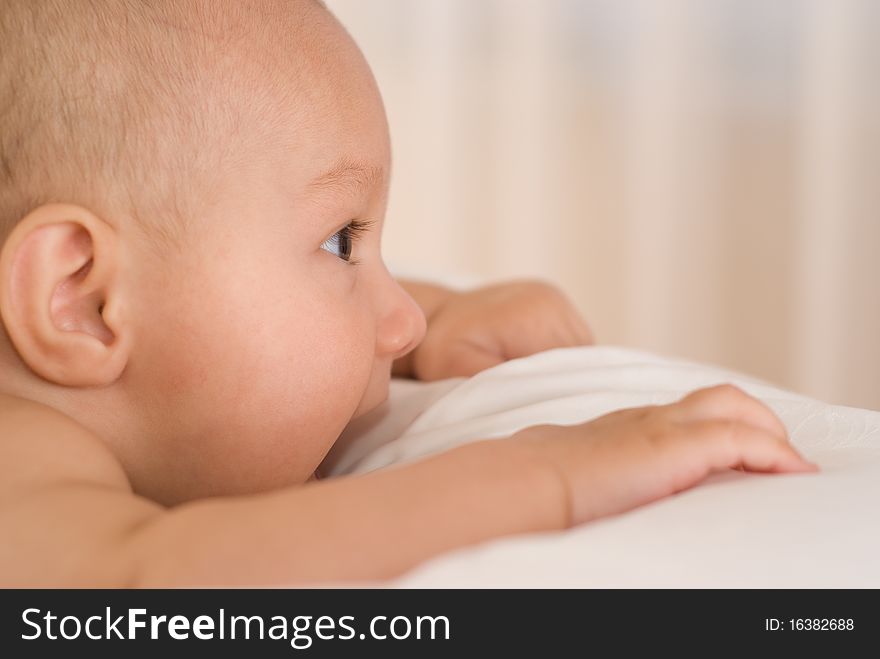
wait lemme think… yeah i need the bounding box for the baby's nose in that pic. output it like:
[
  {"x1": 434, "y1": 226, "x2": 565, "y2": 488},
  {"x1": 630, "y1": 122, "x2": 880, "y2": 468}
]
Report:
[{"x1": 377, "y1": 288, "x2": 427, "y2": 361}]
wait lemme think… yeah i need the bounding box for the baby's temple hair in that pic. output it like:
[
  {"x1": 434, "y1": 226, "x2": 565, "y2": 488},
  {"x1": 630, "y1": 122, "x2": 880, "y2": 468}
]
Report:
[{"x1": 0, "y1": 0, "x2": 326, "y2": 250}]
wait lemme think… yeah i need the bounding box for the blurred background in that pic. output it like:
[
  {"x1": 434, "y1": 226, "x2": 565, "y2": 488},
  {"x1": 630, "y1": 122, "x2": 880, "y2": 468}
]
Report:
[{"x1": 328, "y1": 0, "x2": 879, "y2": 411}]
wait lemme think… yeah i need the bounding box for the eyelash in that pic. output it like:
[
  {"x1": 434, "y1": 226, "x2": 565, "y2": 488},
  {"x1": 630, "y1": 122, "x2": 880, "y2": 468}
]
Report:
[{"x1": 323, "y1": 219, "x2": 374, "y2": 266}]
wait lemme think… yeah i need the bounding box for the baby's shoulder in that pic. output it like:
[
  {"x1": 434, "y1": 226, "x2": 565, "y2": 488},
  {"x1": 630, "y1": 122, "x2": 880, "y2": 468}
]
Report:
[
  {"x1": 0, "y1": 395, "x2": 150, "y2": 586},
  {"x1": 0, "y1": 393, "x2": 130, "y2": 497}
]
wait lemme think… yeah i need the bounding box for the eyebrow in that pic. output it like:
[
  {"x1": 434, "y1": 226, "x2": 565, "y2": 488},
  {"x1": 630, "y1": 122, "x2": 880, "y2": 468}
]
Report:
[{"x1": 306, "y1": 158, "x2": 385, "y2": 197}]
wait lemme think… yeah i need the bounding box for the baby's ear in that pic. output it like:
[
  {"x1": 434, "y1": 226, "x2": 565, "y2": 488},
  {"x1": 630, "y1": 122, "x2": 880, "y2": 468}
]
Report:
[{"x1": 0, "y1": 203, "x2": 131, "y2": 386}]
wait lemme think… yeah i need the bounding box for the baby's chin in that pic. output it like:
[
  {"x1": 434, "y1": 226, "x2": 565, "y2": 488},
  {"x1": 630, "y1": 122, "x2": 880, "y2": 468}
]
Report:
[{"x1": 350, "y1": 373, "x2": 392, "y2": 421}]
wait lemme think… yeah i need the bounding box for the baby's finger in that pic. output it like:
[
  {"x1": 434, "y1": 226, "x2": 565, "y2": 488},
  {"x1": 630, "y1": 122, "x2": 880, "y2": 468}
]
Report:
[
  {"x1": 672, "y1": 384, "x2": 788, "y2": 440},
  {"x1": 684, "y1": 419, "x2": 817, "y2": 474}
]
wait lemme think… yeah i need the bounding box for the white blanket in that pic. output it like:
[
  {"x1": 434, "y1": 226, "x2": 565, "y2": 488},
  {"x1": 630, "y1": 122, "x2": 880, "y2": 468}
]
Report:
[{"x1": 327, "y1": 346, "x2": 880, "y2": 587}]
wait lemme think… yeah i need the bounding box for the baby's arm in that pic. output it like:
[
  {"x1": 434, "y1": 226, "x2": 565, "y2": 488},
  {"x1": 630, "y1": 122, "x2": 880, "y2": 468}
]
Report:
[
  {"x1": 0, "y1": 385, "x2": 814, "y2": 587},
  {"x1": 392, "y1": 277, "x2": 594, "y2": 381},
  {"x1": 0, "y1": 392, "x2": 558, "y2": 586}
]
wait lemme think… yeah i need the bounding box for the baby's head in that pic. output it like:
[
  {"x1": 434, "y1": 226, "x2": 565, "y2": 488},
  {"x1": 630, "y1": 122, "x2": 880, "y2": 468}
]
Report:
[{"x1": 0, "y1": 0, "x2": 426, "y2": 504}]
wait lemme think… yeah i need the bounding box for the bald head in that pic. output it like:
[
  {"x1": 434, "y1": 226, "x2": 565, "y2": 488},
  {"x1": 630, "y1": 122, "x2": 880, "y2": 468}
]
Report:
[{"x1": 0, "y1": 0, "x2": 335, "y2": 250}]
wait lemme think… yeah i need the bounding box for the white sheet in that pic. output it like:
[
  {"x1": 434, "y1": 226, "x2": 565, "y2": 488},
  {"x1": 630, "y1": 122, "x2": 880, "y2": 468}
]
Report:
[{"x1": 326, "y1": 346, "x2": 880, "y2": 587}]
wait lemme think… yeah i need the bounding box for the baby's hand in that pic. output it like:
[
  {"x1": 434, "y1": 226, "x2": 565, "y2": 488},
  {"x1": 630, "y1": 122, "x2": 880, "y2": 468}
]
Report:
[
  {"x1": 508, "y1": 384, "x2": 817, "y2": 526},
  {"x1": 409, "y1": 280, "x2": 594, "y2": 381}
]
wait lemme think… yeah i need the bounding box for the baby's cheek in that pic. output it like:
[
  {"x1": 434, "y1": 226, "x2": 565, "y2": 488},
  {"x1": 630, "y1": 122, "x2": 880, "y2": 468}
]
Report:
[
  {"x1": 131, "y1": 282, "x2": 374, "y2": 499},
  {"x1": 192, "y1": 322, "x2": 371, "y2": 495}
]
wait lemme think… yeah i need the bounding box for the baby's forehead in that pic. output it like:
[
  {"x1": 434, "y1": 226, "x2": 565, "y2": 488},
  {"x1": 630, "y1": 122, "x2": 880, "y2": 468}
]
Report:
[
  {"x1": 0, "y1": 0, "x2": 352, "y2": 249},
  {"x1": 183, "y1": 2, "x2": 359, "y2": 126}
]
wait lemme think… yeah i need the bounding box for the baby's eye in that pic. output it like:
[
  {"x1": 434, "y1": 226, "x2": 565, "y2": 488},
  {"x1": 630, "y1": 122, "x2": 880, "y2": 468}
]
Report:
[
  {"x1": 321, "y1": 224, "x2": 354, "y2": 262},
  {"x1": 320, "y1": 219, "x2": 372, "y2": 264}
]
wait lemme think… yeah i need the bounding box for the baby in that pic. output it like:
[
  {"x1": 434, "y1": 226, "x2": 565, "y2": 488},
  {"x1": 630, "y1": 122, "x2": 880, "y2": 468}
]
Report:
[{"x1": 0, "y1": 0, "x2": 816, "y2": 586}]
